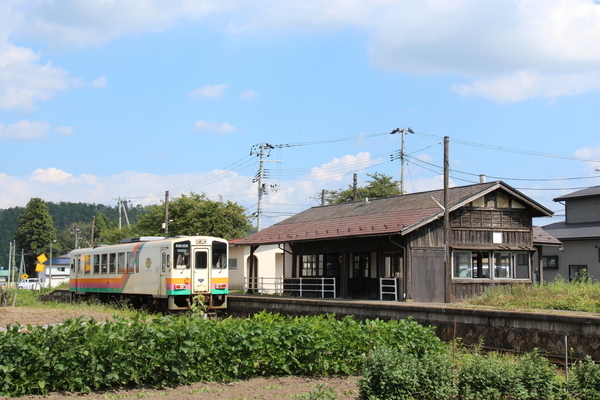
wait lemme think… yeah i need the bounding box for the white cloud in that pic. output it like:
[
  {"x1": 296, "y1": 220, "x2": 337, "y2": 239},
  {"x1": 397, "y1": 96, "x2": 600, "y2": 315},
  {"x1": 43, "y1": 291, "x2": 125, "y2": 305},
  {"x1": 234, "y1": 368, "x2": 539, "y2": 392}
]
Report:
[
  {"x1": 31, "y1": 168, "x2": 74, "y2": 184},
  {"x1": 54, "y1": 126, "x2": 76, "y2": 136},
  {"x1": 309, "y1": 152, "x2": 375, "y2": 184},
  {"x1": 193, "y1": 120, "x2": 237, "y2": 134},
  {"x1": 574, "y1": 145, "x2": 600, "y2": 173},
  {"x1": 92, "y1": 76, "x2": 107, "y2": 88},
  {"x1": 189, "y1": 84, "x2": 228, "y2": 99},
  {"x1": 0, "y1": 44, "x2": 71, "y2": 111},
  {"x1": 3, "y1": 0, "x2": 600, "y2": 110},
  {"x1": 15, "y1": 1, "x2": 229, "y2": 48},
  {"x1": 452, "y1": 71, "x2": 600, "y2": 103},
  {"x1": 240, "y1": 90, "x2": 257, "y2": 100},
  {"x1": 0, "y1": 120, "x2": 51, "y2": 139}
]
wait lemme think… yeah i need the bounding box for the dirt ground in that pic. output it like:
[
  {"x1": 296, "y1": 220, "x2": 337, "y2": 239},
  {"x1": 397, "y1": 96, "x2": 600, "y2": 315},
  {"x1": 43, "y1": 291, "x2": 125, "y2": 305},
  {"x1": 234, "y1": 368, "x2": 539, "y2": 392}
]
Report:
[{"x1": 0, "y1": 307, "x2": 361, "y2": 400}]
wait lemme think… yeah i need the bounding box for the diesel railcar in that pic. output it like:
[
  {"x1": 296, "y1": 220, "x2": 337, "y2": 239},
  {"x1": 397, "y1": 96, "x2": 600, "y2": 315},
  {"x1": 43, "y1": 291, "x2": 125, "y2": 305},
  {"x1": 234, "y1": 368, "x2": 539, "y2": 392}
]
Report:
[{"x1": 69, "y1": 236, "x2": 228, "y2": 311}]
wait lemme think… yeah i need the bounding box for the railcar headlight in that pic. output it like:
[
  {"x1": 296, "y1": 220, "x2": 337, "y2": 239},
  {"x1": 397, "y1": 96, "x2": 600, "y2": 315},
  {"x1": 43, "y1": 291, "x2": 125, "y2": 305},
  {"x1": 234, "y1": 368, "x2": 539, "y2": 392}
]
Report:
[{"x1": 215, "y1": 283, "x2": 227, "y2": 289}]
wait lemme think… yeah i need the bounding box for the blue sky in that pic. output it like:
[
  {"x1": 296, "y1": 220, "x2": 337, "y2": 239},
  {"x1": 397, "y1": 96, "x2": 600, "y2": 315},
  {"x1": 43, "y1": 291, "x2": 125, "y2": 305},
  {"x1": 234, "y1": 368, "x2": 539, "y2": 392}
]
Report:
[{"x1": 1, "y1": 0, "x2": 600, "y2": 229}]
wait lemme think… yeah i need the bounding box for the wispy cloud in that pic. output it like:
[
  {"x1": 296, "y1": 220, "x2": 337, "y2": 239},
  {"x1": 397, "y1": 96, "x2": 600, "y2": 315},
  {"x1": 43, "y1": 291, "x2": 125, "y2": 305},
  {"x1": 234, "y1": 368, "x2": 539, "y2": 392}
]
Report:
[
  {"x1": 189, "y1": 84, "x2": 228, "y2": 99},
  {"x1": 193, "y1": 120, "x2": 237, "y2": 134},
  {"x1": 0, "y1": 120, "x2": 51, "y2": 139},
  {"x1": 92, "y1": 76, "x2": 107, "y2": 88}
]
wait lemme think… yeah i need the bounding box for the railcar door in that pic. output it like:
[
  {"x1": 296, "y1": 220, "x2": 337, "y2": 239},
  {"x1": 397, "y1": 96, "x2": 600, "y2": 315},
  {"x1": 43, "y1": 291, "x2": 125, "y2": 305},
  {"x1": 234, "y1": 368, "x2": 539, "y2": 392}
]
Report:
[
  {"x1": 159, "y1": 248, "x2": 169, "y2": 296},
  {"x1": 193, "y1": 248, "x2": 210, "y2": 294}
]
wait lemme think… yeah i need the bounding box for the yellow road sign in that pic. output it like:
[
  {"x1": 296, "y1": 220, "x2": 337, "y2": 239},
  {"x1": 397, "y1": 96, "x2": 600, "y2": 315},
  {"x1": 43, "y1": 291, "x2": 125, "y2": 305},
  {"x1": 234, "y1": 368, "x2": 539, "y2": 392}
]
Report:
[
  {"x1": 21, "y1": 273, "x2": 29, "y2": 280},
  {"x1": 37, "y1": 254, "x2": 48, "y2": 263}
]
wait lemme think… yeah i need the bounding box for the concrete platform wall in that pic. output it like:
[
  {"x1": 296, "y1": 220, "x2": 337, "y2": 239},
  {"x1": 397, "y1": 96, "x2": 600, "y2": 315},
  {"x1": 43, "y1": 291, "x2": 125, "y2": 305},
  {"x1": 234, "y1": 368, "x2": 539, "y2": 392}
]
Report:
[{"x1": 228, "y1": 295, "x2": 600, "y2": 360}]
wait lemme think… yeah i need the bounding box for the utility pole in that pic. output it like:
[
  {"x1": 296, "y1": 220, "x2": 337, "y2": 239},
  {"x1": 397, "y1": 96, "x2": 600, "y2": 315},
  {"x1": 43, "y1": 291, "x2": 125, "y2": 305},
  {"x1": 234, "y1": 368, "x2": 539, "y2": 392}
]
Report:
[
  {"x1": 118, "y1": 197, "x2": 122, "y2": 229},
  {"x1": 115, "y1": 197, "x2": 130, "y2": 229},
  {"x1": 49, "y1": 241, "x2": 54, "y2": 288},
  {"x1": 164, "y1": 191, "x2": 170, "y2": 237},
  {"x1": 8, "y1": 241, "x2": 12, "y2": 287},
  {"x1": 390, "y1": 127, "x2": 414, "y2": 193},
  {"x1": 321, "y1": 189, "x2": 326, "y2": 206},
  {"x1": 353, "y1": 173, "x2": 358, "y2": 201},
  {"x1": 252, "y1": 143, "x2": 275, "y2": 232},
  {"x1": 443, "y1": 136, "x2": 453, "y2": 303},
  {"x1": 90, "y1": 216, "x2": 96, "y2": 248}
]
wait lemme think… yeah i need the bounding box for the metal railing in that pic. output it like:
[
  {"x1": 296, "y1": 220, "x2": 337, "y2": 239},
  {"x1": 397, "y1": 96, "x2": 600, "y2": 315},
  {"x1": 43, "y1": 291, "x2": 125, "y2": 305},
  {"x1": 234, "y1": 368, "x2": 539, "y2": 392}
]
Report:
[
  {"x1": 245, "y1": 277, "x2": 337, "y2": 298},
  {"x1": 244, "y1": 277, "x2": 285, "y2": 295},
  {"x1": 379, "y1": 277, "x2": 399, "y2": 301}
]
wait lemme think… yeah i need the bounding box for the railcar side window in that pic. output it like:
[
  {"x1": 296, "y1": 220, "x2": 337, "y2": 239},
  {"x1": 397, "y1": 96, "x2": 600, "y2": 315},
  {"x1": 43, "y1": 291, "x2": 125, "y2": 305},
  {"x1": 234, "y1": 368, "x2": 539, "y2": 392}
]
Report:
[
  {"x1": 212, "y1": 241, "x2": 227, "y2": 269},
  {"x1": 117, "y1": 252, "x2": 126, "y2": 273},
  {"x1": 101, "y1": 254, "x2": 108, "y2": 274},
  {"x1": 109, "y1": 253, "x2": 116, "y2": 274},
  {"x1": 93, "y1": 255, "x2": 100, "y2": 275},
  {"x1": 196, "y1": 251, "x2": 207, "y2": 269},
  {"x1": 127, "y1": 252, "x2": 134, "y2": 273},
  {"x1": 84, "y1": 255, "x2": 91, "y2": 274}
]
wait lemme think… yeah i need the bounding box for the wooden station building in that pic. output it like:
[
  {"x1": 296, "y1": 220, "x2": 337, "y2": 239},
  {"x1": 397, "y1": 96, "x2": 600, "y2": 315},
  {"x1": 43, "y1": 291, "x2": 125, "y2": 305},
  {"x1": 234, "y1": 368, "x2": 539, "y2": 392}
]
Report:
[{"x1": 235, "y1": 181, "x2": 554, "y2": 303}]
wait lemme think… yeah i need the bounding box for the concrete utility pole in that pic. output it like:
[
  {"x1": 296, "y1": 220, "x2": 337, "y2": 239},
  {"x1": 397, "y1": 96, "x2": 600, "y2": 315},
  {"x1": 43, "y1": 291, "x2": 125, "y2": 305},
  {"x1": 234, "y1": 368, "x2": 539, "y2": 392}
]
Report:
[
  {"x1": 390, "y1": 127, "x2": 414, "y2": 194},
  {"x1": 49, "y1": 241, "x2": 54, "y2": 288},
  {"x1": 252, "y1": 143, "x2": 279, "y2": 232},
  {"x1": 353, "y1": 173, "x2": 358, "y2": 201},
  {"x1": 443, "y1": 136, "x2": 453, "y2": 303},
  {"x1": 164, "y1": 191, "x2": 170, "y2": 237},
  {"x1": 90, "y1": 216, "x2": 96, "y2": 248}
]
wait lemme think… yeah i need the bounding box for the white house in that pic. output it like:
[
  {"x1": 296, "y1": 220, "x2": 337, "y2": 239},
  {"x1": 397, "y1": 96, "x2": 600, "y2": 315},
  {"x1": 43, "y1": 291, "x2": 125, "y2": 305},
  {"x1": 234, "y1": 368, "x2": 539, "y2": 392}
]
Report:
[
  {"x1": 40, "y1": 254, "x2": 71, "y2": 288},
  {"x1": 229, "y1": 240, "x2": 284, "y2": 294}
]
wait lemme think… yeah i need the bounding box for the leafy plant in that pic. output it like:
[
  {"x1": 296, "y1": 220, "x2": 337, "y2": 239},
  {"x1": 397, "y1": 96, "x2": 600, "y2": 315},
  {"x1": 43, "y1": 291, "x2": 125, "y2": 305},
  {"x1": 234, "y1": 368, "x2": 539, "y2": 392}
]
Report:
[
  {"x1": 359, "y1": 345, "x2": 454, "y2": 400},
  {"x1": 293, "y1": 383, "x2": 337, "y2": 399},
  {"x1": 0, "y1": 312, "x2": 442, "y2": 397},
  {"x1": 571, "y1": 356, "x2": 600, "y2": 400}
]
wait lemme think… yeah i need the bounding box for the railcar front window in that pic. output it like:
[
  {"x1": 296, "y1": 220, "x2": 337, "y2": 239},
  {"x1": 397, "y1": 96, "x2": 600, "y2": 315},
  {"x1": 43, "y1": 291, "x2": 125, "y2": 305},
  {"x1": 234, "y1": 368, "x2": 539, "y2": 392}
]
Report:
[
  {"x1": 212, "y1": 241, "x2": 227, "y2": 269},
  {"x1": 174, "y1": 241, "x2": 191, "y2": 269}
]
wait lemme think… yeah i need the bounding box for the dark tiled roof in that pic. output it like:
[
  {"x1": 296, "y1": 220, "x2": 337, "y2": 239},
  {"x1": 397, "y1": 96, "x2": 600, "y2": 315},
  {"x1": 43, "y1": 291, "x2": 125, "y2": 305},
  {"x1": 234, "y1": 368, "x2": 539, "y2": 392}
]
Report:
[
  {"x1": 532, "y1": 226, "x2": 562, "y2": 246},
  {"x1": 554, "y1": 185, "x2": 600, "y2": 202},
  {"x1": 542, "y1": 221, "x2": 600, "y2": 240},
  {"x1": 237, "y1": 181, "x2": 553, "y2": 246}
]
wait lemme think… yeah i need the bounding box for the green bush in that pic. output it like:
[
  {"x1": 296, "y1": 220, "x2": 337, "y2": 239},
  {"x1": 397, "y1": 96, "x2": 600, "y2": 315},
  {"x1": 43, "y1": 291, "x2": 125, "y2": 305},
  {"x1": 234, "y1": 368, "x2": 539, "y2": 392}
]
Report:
[
  {"x1": 0, "y1": 311, "x2": 441, "y2": 397},
  {"x1": 358, "y1": 345, "x2": 454, "y2": 400},
  {"x1": 456, "y1": 348, "x2": 559, "y2": 400},
  {"x1": 571, "y1": 356, "x2": 600, "y2": 400}
]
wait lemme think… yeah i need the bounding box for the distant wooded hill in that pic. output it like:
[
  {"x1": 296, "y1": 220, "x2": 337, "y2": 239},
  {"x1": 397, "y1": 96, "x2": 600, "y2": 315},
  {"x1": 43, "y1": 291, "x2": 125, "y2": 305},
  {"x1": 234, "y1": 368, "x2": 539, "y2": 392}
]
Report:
[{"x1": 0, "y1": 201, "x2": 146, "y2": 269}]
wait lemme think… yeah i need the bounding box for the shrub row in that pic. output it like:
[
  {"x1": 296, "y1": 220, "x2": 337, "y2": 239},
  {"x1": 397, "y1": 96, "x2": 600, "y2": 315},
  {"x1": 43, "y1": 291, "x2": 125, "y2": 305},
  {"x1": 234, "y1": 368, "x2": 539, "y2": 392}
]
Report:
[
  {"x1": 0, "y1": 311, "x2": 442, "y2": 397},
  {"x1": 360, "y1": 346, "x2": 600, "y2": 400}
]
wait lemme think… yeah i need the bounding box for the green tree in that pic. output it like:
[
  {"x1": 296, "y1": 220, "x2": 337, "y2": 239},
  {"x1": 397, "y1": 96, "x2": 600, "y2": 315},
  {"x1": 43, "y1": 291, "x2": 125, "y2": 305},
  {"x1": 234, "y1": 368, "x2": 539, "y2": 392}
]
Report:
[
  {"x1": 326, "y1": 172, "x2": 402, "y2": 204},
  {"x1": 135, "y1": 193, "x2": 253, "y2": 240},
  {"x1": 14, "y1": 198, "x2": 57, "y2": 275}
]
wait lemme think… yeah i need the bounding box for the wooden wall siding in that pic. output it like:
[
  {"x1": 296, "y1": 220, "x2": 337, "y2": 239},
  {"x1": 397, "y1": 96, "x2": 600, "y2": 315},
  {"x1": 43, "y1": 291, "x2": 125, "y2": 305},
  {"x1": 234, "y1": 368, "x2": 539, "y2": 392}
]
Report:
[
  {"x1": 452, "y1": 229, "x2": 532, "y2": 246},
  {"x1": 407, "y1": 219, "x2": 444, "y2": 248},
  {"x1": 452, "y1": 209, "x2": 531, "y2": 229},
  {"x1": 452, "y1": 282, "x2": 511, "y2": 302},
  {"x1": 294, "y1": 235, "x2": 404, "y2": 255}
]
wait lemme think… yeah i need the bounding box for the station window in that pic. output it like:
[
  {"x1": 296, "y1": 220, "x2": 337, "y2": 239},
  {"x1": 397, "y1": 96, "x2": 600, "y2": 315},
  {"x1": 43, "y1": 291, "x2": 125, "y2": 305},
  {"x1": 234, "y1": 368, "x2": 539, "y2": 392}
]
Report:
[
  {"x1": 301, "y1": 254, "x2": 323, "y2": 276},
  {"x1": 453, "y1": 250, "x2": 530, "y2": 280}
]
